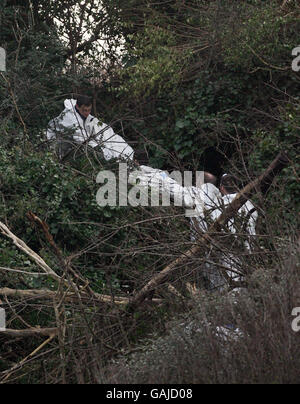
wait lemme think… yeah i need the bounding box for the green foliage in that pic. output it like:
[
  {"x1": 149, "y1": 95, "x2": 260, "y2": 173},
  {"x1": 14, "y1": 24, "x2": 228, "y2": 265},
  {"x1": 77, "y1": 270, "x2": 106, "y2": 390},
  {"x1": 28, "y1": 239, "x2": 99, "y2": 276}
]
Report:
[
  {"x1": 249, "y1": 100, "x2": 300, "y2": 221},
  {"x1": 111, "y1": 0, "x2": 299, "y2": 176},
  {"x1": 119, "y1": 25, "x2": 188, "y2": 97},
  {"x1": 0, "y1": 146, "x2": 125, "y2": 291},
  {"x1": 220, "y1": 1, "x2": 299, "y2": 71}
]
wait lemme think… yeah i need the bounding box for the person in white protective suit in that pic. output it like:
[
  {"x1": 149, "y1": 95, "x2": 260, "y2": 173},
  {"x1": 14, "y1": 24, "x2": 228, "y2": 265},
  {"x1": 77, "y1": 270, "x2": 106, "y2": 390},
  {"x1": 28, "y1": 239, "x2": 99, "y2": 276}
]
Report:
[
  {"x1": 128, "y1": 165, "x2": 220, "y2": 214},
  {"x1": 46, "y1": 96, "x2": 134, "y2": 162},
  {"x1": 128, "y1": 167, "x2": 258, "y2": 291},
  {"x1": 203, "y1": 174, "x2": 258, "y2": 291}
]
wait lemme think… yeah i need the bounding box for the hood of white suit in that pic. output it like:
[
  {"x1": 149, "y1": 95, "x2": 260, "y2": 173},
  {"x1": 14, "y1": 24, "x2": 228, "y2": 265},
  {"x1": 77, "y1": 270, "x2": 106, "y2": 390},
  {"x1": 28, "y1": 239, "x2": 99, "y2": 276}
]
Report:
[{"x1": 64, "y1": 99, "x2": 77, "y2": 110}]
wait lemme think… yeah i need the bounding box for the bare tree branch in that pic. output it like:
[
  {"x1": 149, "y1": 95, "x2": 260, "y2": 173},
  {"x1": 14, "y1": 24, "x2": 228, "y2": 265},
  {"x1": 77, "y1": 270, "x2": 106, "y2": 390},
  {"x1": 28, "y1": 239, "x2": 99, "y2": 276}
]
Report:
[
  {"x1": 0, "y1": 221, "x2": 61, "y2": 282},
  {"x1": 0, "y1": 287, "x2": 130, "y2": 305}
]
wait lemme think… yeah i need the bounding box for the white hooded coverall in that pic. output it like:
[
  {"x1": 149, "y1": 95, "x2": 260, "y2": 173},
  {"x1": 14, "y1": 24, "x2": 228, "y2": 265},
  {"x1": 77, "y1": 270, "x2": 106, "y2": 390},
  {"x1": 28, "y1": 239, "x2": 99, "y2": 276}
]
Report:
[
  {"x1": 46, "y1": 99, "x2": 134, "y2": 161},
  {"x1": 128, "y1": 166, "x2": 258, "y2": 290}
]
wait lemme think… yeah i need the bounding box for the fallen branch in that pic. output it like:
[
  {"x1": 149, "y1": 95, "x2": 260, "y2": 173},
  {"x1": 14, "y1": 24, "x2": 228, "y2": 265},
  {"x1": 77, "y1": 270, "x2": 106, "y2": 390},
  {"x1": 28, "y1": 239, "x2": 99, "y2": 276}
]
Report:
[
  {"x1": 0, "y1": 334, "x2": 55, "y2": 384},
  {"x1": 0, "y1": 287, "x2": 130, "y2": 305},
  {"x1": 0, "y1": 328, "x2": 58, "y2": 338},
  {"x1": 0, "y1": 221, "x2": 61, "y2": 282},
  {"x1": 127, "y1": 152, "x2": 290, "y2": 311},
  {"x1": 27, "y1": 211, "x2": 66, "y2": 266},
  {"x1": 167, "y1": 284, "x2": 185, "y2": 299},
  {"x1": 26, "y1": 212, "x2": 102, "y2": 301},
  {"x1": 186, "y1": 282, "x2": 200, "y2": 298}
]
